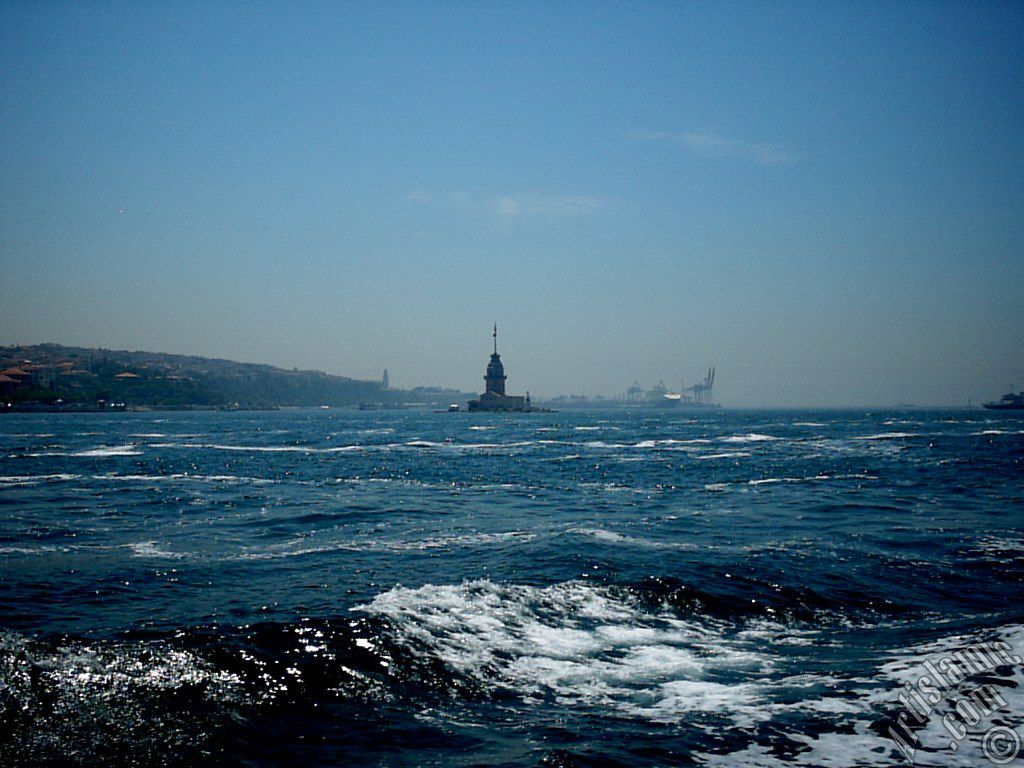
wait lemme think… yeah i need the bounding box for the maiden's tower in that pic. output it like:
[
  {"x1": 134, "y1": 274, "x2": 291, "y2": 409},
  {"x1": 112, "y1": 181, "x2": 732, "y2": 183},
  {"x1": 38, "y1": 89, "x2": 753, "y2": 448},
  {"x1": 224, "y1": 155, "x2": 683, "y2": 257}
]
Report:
[{"x1": 467, "y1": 326, "x2": 535, "y2": 412}]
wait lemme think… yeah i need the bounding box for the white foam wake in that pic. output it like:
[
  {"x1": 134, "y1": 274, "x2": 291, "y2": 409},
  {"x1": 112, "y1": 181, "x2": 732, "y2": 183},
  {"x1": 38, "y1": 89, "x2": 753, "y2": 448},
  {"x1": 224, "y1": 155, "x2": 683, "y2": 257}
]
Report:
[
  {"x1": 357, "y1": 580, "x2": 777, "y2": 724},
  {"x1": 700, "y1": 622, "x2": 1024, "y2": 767}
]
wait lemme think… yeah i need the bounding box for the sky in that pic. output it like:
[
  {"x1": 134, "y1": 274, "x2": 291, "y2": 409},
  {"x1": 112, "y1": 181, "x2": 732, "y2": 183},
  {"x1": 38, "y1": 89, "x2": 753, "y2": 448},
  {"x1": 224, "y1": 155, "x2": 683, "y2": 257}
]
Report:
[{"x1": 1, "y1": 1, "x2": 1021, "y2": 407}]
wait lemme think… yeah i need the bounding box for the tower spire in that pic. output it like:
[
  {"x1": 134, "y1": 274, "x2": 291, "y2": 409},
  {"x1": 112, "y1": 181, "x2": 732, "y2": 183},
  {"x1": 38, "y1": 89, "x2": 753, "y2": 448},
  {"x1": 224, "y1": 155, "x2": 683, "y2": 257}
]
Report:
[{"x1": 493, "y1": 323, "x2": 498, "y2": 355}]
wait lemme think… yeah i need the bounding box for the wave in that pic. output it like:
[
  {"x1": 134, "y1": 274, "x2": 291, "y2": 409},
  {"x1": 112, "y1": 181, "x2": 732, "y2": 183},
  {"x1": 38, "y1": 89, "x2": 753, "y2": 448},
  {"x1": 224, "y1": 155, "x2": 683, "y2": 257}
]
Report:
[
  {"x1": 703, "y1": 622, "x2": 1024, "y2": 767},
  {"x1": 547, "y1": 453, "x2": 582, "y2": 462},
  {"x1": 0, "y1": 544, "x2": 71, "y2": 555},
  {"x1": 644, "y1": 438, "x2": 713, "y2": 446},
  {"x1": 233, "y1": 530, "x2": 536, "y2": 561},
  {"x1": 127, "y1": 540, "x2": 189, "y2": 559},
  {"x1": 855, "y1": 432, "x2": 918, "y2": 441},
  {"x1": 574, "y1": 438, "x2": 711, "y2": 450},
  {"x1": 149, "y1": 441, "x2": 344, "y2": 453},
  {"x1": 0, "y1": 630, "x2": 246, "y2": 765},
  {"x1": 215, "y1": 444, "x2": 329, "y2": 453},
  {"x1": 568, "y1": 527, "x2": 700, "y2": 550},
  {"x1": 1, "y1": 577, "x2": 997, "y2": 768},
  {"x1": 355, "y1": 579, "x2": 777, "y2": 723},
  {"x1": 581, "y1": 440, "x2": 630, "y2": 449},
  {"x1": 147, "y1": 440, "x2": 538, "y2": 454},
  {"x1": 570, "y1": 526, "x2": 634, "y2": 544},
  {"x1": 0, "y1": 473, "x2": 82, "y2": 486},
  {"x1": 720, "y1": 433, "x2": 781, "y2": 444},
  {"x1": 73, "y1": 444, "x2": 143, "y2": 457},
  {"x1": 350, "y1": 576, "x2": 914, "y2": 733},
  {"x1": 388, "y1": 530, "x2": 536, "y2": 551},
  {"x1": 968, "y1": 535, "x2": 1024, "y2": 566},
  {"x1": 140, "y1": 436, "x2": 737, "y2": 458},
  {"x1": 231, "y1": 541, "x2": 363, "y2": 561},
  {"x1": 91, "y1": 472, "x2": 277, "y2": 485},
  {"x1": 706, "y1": 473, "x2": 877, "y2": 491},
  {"x1": 402, "y1": 440, "x2": 537, "y2": 451},
  {"x1": 748, "y1": 475, "x2": 830, "y2": 486}
]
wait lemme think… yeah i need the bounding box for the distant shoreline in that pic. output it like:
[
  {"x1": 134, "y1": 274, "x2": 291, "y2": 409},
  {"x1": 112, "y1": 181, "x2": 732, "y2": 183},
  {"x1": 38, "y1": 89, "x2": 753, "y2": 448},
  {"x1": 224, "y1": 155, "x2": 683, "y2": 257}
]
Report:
[{"x1": 2, "y1": 403, "x2": 996, "y2": 415}]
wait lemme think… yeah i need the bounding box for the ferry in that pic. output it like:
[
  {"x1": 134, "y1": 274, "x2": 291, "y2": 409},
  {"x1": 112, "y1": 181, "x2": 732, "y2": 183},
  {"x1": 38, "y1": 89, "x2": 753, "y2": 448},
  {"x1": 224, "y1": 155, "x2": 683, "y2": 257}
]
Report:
[{"x1": 982, "y1": 391, "x2": 1024, "y2": 410}]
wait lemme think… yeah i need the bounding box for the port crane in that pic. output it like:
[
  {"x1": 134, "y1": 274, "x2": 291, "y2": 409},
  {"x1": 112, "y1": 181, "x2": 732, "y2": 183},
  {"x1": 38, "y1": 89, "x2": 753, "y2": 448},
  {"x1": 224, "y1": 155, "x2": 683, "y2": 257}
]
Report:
[{"x1": 685, "y1": 367, "x2": 715, "y2": 405}]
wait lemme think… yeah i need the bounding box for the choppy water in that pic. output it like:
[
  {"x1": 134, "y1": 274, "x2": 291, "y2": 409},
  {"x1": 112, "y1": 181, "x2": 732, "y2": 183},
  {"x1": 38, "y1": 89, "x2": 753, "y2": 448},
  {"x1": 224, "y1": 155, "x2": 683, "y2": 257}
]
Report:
[{"x1": 1, "y1": 408, "x2": 1022, "y2": 766}]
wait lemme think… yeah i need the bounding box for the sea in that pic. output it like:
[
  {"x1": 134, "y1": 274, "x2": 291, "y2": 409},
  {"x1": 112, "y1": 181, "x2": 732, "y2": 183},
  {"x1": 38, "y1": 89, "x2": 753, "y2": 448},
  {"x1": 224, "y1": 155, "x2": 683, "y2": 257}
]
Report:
[{"x1": 1, "y1": 408, "x2": 1022, "y2": 767}]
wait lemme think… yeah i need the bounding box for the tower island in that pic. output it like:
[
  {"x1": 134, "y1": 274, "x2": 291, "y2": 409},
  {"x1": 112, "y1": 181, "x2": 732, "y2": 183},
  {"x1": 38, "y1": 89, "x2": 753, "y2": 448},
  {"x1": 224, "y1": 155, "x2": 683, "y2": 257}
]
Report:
[{"x1": 467, "y1": 326, "x2": 542, "y2": 412}]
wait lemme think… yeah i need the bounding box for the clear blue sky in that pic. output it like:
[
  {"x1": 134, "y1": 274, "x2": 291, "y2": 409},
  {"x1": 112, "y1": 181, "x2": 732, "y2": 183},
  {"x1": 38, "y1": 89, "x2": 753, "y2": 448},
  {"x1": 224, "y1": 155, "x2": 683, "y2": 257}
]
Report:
[{"x1": 2, "y1": 1, "x2": 1021, "y2": 406}]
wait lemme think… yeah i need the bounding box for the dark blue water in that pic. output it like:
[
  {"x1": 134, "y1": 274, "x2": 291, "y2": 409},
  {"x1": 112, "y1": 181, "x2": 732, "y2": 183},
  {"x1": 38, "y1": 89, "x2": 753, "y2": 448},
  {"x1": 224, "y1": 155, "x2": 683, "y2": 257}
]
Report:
[{"x1": 1, "y1": 409, "x2": 1022, "y2": 766}]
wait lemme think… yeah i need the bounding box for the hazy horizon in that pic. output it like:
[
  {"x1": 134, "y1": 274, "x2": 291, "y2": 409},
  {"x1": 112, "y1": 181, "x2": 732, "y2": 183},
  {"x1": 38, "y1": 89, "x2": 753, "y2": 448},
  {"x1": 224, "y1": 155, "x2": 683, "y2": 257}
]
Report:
[{"x1": 2, "y1": 2, "x2": 1021, "y2": 408}]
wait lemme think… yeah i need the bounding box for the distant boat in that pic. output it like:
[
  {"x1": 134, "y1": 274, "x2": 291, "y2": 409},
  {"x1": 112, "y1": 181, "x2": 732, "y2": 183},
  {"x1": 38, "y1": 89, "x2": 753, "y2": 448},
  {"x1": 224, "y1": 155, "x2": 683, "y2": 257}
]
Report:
[{"x1": 982, "y1": 391, "x2": 1024, "y2": 410}]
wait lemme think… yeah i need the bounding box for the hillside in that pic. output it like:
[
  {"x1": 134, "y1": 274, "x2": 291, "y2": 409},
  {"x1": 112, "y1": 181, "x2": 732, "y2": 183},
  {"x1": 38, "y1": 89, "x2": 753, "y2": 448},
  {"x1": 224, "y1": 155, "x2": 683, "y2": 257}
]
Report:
[{"x1": 0, "y1": 344, "x2": 397, "y2": 408}]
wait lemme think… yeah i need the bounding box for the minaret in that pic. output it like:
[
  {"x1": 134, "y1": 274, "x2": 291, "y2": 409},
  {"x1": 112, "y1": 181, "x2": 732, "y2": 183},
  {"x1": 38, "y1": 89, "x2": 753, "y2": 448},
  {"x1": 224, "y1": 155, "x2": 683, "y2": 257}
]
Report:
[{"x1": 484, "y1": 323, "x2": 506, "y2": 395}]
